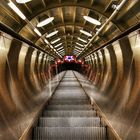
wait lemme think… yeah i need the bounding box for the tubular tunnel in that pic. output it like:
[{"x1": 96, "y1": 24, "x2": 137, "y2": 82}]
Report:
[
  {"x1": 0, "y1": 26, "x2": 140, "y2": 140},
  {"x1": 0, "y1": 0, "x2": 140, "y2": 139}
]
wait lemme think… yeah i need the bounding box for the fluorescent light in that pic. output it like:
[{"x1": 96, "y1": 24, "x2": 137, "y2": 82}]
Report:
[
  {"x1": 75, "y1": 49, "x2": 81, "y2": 52},
  {"x1": 51, "y1": 38, "x2": 61, "y2": 44},
  {"x1": 80, "y1": 30, "x2": 92, "y2": 37},
  {"x1": 44, "y1": 39, "x2": 49, "y2": 45},
  {"x1": 75, "y1": 47, "x2": 81, "y2": 51},
  {"x1": 16, "y1": 0, "x2": 31, "y2": 3},
  {"x1": 60, "y1": 52, "x2": 64, "y2": 54},
  {"x1": 37, "y1": 17, "x2": 54, "y2": 27},
  {"x1": 58, "y1": 50, "x2": 64, "y2": 53},
  {"x1": 8, "y1": 1, "x2": 26, "y2": 20},
  {"x1": 78, "y1": 37, "x2": 87, "y2": 43},
  {"x1": 75, "y1": 46, "x2": 82, "y2": 49},
  {"x1": 59, "y1": 49, "x2": 64, "y2": 52},
  {"x1": 50, "y1": 45, "x2": 53, "y2": 49},
  {"x1": 74, "y1": 51, "x2": 79, "y2": 53},
  {"x1": 46, "y1": 30, "x2": 58, "y2": 38},
  {"x1": 34, "y1": 28, "x2": 42, "y2": 36},
  {"x1": 83, "y1": 16, "x2": 101, "y2": 25},
  {"x1": 54, "y1": 43, "x2": 62, "y2": 48},
  {"x1": 74, "y1": 49, "x2": 81, "y2": 52},
  {"x1": 76, "y1": 42, "x2": 83, "y2": 47},
  {"x1": 58, "y1": 50, "x2": 65, "y2": 53},
  {"x1": 57, "y1": 47, "x2": 63, "y2": 50}
]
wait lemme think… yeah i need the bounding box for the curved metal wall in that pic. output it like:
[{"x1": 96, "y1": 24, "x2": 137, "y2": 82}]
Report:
[
  {"x1": 0, "y1": 31, "x2": 64, "y2": 140},
  {"x1": 82, "y1": 29, "x2": 140, "y2": 140}
]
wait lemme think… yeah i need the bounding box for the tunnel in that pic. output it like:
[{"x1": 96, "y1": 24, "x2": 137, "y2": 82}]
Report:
[{"x1": 0, "y1": 0, "x2": 140, "y2": 140}]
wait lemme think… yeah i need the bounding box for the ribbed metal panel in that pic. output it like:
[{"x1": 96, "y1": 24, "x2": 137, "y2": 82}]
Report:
[
  {"x1": 39, "y1": 117, "x2": 101, "y2": 127},
  {"x1": 43, "y1": 110, "x2": 96, "y2": 117},
  {"x1": 49, "y1": 99, "x2": 90, "y2": 105},
  {"x1": 33, "y1": 127, "x2": 106, "y2": 140},
  {"x1": 52, "y1": 92, "x2": 88, "y2": 100},
  {"x1": 46, "y1": 105, "x2": 92, "y2": 110},
  {"x1": 32, "y1": 71, "x2": 107, "y2": 140}
]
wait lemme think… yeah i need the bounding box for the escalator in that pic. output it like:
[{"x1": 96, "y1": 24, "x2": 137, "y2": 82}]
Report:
[{"x1": 32, "y1": 71, "x2": 108, "y2": 140}]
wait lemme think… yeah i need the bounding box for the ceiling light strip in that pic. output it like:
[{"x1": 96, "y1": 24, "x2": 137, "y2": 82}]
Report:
[
  {"x1": 54, "y1": 43, "x2": 62, "y2": 48},
  {"x1": 8, "y1": 1, "x2": 26, "y2": 20},
  {"x1": 80, "y1": 30, "x2": 92, "y2": 37},
  {"x1": 78, "y1": 37, "x2": 87, "y2": 43},
  {"x1": 57, "y1": 47, "x2": 63, "y2": 50},
  {"x1": 37, "y1": 17, "x2": 54, "y2": 27},
  {"x1": 7, "y1": 1, "x2": 58, "y2": 58},
  {"x1": 46, "y1": 30, "x2": 58, "y2": 38},
  {"x1": 83, "y1": 16, "x2": 101, "y2": 25},
  {"x1": 34, "y1": 28, "x2": 42, "y2": 36},
  {"x1": 78, "y1": 0, "x2": 127, "y2": 58},
  {"x1": 76, "y1": 42, "x2": 84, "y2": 47},
  {"x1": 16, "y1": 0, "x2": 31, "y2": 3},
  {"x1": 51, "y1": 38, "x2": 61, "y2": 44}
]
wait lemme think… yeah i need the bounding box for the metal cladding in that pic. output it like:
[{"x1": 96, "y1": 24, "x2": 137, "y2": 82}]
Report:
[
  {"x1": 78, "y1": 29, "x2": 140, "y2": 140},
  {"x1": 1, "y1": 0, "x2": 140, "y2": 55},
  {"x1": 0, "y1": 0, "x2": 140, "y2": 139},
  {"x1": 0, "y1": 31, "x2": 65, "y2": 140}
]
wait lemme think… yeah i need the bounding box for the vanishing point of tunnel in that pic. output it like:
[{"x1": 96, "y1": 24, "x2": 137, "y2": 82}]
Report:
[{"x1": 0, "y1": 0, "x2": 140, "y2": 140}]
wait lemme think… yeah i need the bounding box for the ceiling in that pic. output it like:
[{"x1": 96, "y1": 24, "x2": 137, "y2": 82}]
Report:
[{"x1": 0, "y1": 0, "x2": 140, "y2": 58}]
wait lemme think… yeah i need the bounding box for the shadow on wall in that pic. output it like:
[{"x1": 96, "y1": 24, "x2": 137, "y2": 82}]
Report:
[
  {"x1": 0, "y1": 31, "x2": 63, "y2": 140},
  {"x1": 77, "y1": 30, "x2": 140, "y2": 140}
]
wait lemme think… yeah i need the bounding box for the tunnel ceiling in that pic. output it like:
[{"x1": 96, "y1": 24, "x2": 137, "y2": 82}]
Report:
[{"x1": 0, "y1": 0, "x2": 140, "y2": 58}]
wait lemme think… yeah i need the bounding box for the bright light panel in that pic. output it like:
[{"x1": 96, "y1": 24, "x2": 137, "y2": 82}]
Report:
[
  {"x1": 75, "y1": 46, "x2": 82, "y2": 49},
  {"x1": 83, "y1": 16, "x2": 101, "y2": 25},
  {"x1": 80, "y1": 30, "x2": 92, "y2": 37},
  {"x1": 57, "y1": 47, "x2": 63, "y2": 50},
  {"x1": 44, "y1": 39, "x2": 49, "y2": 45},
  {"x1": 50, "y1": 45, "x2": 53, "y2": 49},
  {"x1": 16, "y1": 0, "x2": 31, "y2": 3},
  {"x1": 51, "y1": 38, "x2": 61, "y2": 44},
  {"x1": 60, "y1": 52, "x2": 65, "y2": 55},
  {"x1": 37, "y1": 17, "x2": 54, "y2": 27},
  {"x1": 34, "y1": 28, "x2": 42, "y2": 36},
  {"x1": 78, "y1": 37, "x2": 87, "y2": 43},
  {"x1": 54, "y1": 43, "x2": 62, "y2": 48},
  {"x1": 46, "y1": 30, "x2": 58, "y2": 38},
  {"x1": 76, "y1": 42, "x2": 83, "y2": 47},
  {"x1": 8, "y1": 1, "x2": 26, "y2": 20},
  {"x1": 59, "y1": 50, "x2": 64, "y2": 52},
  {"x1": 75, "y1": 47, "x2": 81, "y2": 51},
  {"x1": 75, "y1": 49, "x2": 81, "y2": 52}
]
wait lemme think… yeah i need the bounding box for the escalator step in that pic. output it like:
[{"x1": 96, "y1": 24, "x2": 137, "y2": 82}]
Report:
[
  {"x1": 43, "y1": 110, "x2": 96, "y2": 117},
  {"x1": 48, "y1": 100, "x2": 90, "y2": 105},
  {"x1": 51, "y1": 96, "x2": 88, "y2": 100},
  {"x1": 46, "y1": 105, "x2": 92, "y2": 110},
  {"x1": 33, "y1": 127, "x2": 106, "y2": 140},
  {"x1": 39, "y1": 117, "x2": 101, "y2": 127}
]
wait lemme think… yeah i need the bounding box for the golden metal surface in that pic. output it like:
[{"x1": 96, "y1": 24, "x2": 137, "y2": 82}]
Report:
[
  {"x1": 76, "y1": 30, "x2": 140, "y2": 140},
  {"x1": 0, "y1": 31, "x2": 64, "y2": 140}
]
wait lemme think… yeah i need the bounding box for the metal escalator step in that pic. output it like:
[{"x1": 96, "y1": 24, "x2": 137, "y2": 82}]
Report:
[
  {"x1": 46, "y1": 105, "x2": 92, "y2": 110},
  {"x1": 39, "y1": 117, "x2": 101, "y2": 127},
  {"x1": 51, "y1": 97, "x2": 88, "y2": 100},
  {"x1": 43, "y1": 110, "x2": 96, "y2": 117},
  {"x1": 49, "y1": 100, "x2": 90, "y2": 105},
  {"x1": 51, "y1": 95, "x2": 88, "y2": 100},
  {"x1": 33, "y1": 127, "x2": 106, "y2": 140}
]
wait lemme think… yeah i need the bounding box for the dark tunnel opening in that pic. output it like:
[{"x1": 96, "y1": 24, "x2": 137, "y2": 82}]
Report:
[{"x1": 57, "y1": 62, "x2": 83, "y2": 72}]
